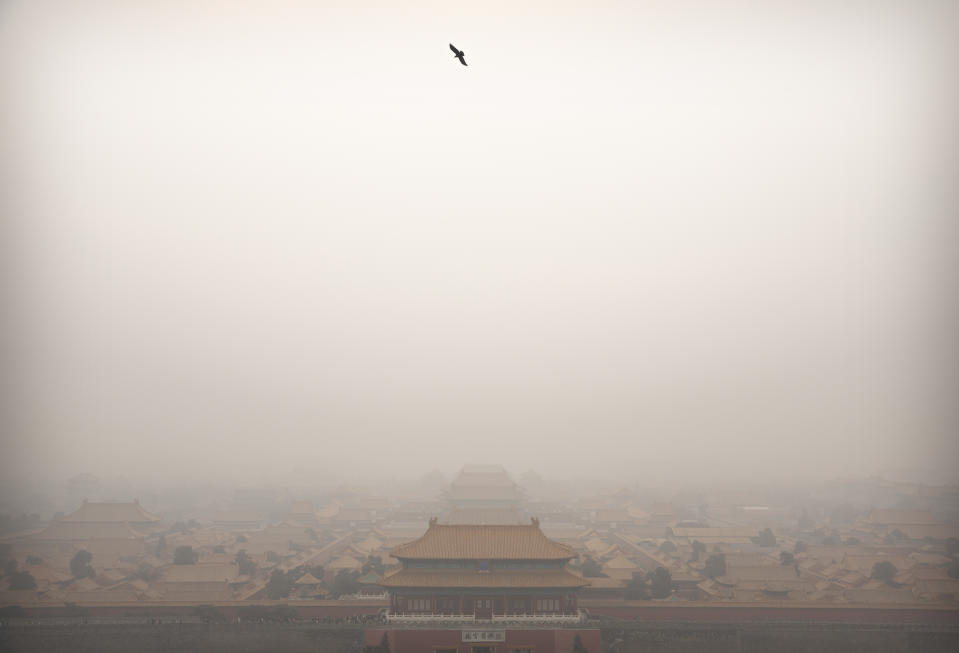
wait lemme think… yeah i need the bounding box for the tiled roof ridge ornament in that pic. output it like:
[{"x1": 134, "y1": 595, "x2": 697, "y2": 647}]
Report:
[
  {"x1": 531, "y1": 517, "x2": 540, "y2": 528},
  {"x1": 429, "y1": 516, "x2": 438, "y2": 528}
]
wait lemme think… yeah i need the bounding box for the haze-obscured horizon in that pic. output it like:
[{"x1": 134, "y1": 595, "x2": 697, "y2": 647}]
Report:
[{"x1": 2, "y1": 0, "x2": 957, "y2": 493}]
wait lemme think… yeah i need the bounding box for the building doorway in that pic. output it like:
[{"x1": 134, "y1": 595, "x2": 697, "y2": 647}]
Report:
[{"x1": 474, "y1": 598, "x2": 492, "y2": 619}]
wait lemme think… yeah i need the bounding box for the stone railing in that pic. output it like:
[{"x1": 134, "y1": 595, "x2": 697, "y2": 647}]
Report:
[
  {"x1": 336, "y1": 592, "x2": 388, "y2": 601},
  {"x1": 492, "y1": 611, "x2": 585, "y2": 624},
  {"x1": 385, "y1": 611, "x2": 585, "y2": 624},
  {"x1": 386, "y1": 613, "x2": 476, "y2": 623}
]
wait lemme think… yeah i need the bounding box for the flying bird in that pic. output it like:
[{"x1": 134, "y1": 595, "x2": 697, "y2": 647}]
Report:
[{"x1": 449, "y1": 43, "x2": 467, "y2": 66}]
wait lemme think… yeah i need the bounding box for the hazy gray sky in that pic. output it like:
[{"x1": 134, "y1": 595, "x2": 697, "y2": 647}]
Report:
[{"x1": 2, "y1": 1, "x2": 957, "y2": 487}]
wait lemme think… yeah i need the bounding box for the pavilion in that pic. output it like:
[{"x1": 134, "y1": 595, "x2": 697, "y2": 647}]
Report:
[{"x1": 380, "y1": 517, "x2": 587, "y2": 621}]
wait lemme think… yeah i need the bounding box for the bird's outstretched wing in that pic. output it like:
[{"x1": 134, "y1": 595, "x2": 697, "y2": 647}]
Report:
[
  {"x1": 459, "y1": 57, "x2": 467, "y2": 66},
  {"x1": 449, "y1": 43, "x2": 461, "y2": 55}
]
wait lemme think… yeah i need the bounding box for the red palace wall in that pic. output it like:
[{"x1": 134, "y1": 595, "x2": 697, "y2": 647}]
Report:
[{"x1": 364, "y1": 628, "x2": 602, "y2": 653}]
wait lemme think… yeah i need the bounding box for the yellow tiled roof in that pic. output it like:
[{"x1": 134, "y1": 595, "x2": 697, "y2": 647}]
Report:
[
  {"x1": 445, "y1": 509, "x2": 527, "y2": 525},
  {"x1": 670, "y1": 527, "x2": 758, "y2": 538},
  {"x1": 61, "y1": 501, "x2": 159, "y2": 523},
  {"x1": 158, "y1": 587, "x2": 235, "y2": 602},
  {"x1": 584, "y1": 576, "x2": 626, "y2": 589},
  {"x1": 328, "y1": 555, "x2": 364, "y2": 569},
  {"x1": 867, "y1": 510, "x2": 939, "y2": 526},
  {"x1": 725, "y1": 566, "x2": 802, "y2": 582},
  {"x1": 452, "y1": 467, "x2": 516, "y2": 486},
  {"x1": 897, "y1": 524, "x2": 959, "y2": 540},
  {"x1": 391, "y1": 522, "x2": 576, "y2": 560},
  {"x1": 843, "y1": 588, "x2": 919, "y2": 604},
  {"x1": 62, "y1": 589, "x2": 141, "y2": 604},
  {"x1": 592, "y1": 510, "x2": 632, "y2": 523},
  {"x1": 603, "y1": 554, "x2": 638, "y2": 570},
  {"x1": 213, "y1": 510, "x2": 262, "y2": 523},
  {"x1": 294, "y1": 572, "x2": 323, "y2": 585},
  {"x1": 379, "y1": 567, "x2": 588, "y2": 589},
  {"x1": 161, "y1": 563, "x2": 238, "y2": 583},
  {"x1": 841, "y1": 554, "x2": 912, "y2": 574},
  {"x1": 38, "y1": 521, "x2": 145, "y2": 540},
  {"x1": 335, "y1": 509, "x2": 375, "y2": 522}
]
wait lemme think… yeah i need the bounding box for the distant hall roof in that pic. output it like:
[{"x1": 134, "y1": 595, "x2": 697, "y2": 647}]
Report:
[
  {"x1": 458, "y1": 464, "x2": 511, "y2": 476},
  {"x1": 448, "y1": 486, "x2": 522, "y2": 501},
  {"x1": 61, "y1": 501, "x2": 160, "y2": 523}
]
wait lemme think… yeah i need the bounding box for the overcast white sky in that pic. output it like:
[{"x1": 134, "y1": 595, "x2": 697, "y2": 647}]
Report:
[{"x1": 1, "y1": 1, "x2": 957, "y2": 488}]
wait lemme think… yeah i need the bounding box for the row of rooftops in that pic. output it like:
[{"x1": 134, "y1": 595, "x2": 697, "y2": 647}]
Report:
[
  {"x1": 58, "y1": 499, "x2": 161, "y2": 524},
  {"x1": 5, "y1": 471, "x2": 958, "y2": 607},
  {"x1": 20, "y1": 494, "x2": 959, "y2": 545},
  {"x1": 5, "y1": 512, "x2": 958, "y2": 606},
  {"x1": 570, "y1": 523, "x2": 959, "y2": 604},
  {"x1": 44, "y1": 473, "x2": 957, "y2": 534},
  {"x1": 20, "y1": 497, "x2": 959, "y2": 560}
]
